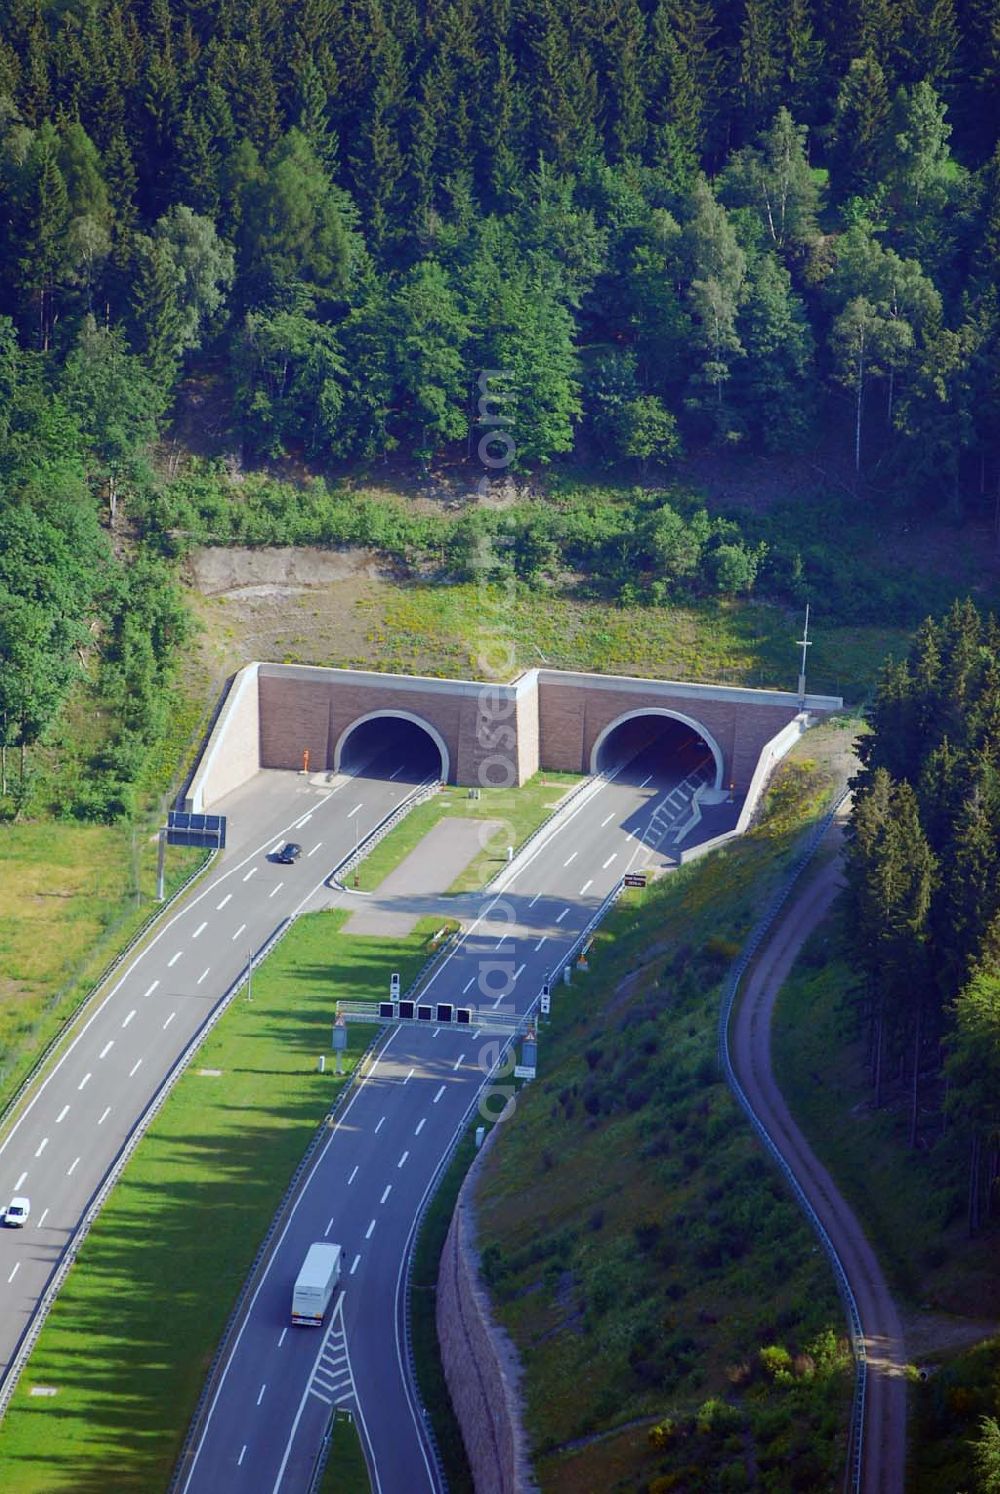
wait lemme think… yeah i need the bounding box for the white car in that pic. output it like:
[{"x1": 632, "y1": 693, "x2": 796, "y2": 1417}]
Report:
[{"x1": 3, "y1": 1196, "x2": 29, "y2": 1228}]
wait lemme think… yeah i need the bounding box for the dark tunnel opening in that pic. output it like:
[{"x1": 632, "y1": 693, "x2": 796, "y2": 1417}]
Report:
[
  {"x1": 338, "y1": 715, "x2": 446, "y2": 783},
  {"x1": 594, "y1": 713, "x2": 716, "y2": 786}
]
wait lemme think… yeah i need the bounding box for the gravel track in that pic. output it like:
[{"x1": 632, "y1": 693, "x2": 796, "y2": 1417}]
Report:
[{"x1": 730, "y1": 833, "x2": 908, "y2": 1494}]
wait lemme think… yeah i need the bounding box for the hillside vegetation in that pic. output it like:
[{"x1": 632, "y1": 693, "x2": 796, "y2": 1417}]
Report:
[{"x1": 474, "y1": 726, "x2": 857, "y2": 1492}]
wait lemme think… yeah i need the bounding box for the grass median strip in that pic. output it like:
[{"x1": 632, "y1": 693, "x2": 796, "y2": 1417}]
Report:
[
  {"x1": 350, "y1": 770, "x2": 581, "y2": 894},
  {"x1": 0, "y1": 911, "x2": 443, "y2": 1494},
  {"x1": 317, "y1": 1409, "x2": 371, "y2": 1494}
]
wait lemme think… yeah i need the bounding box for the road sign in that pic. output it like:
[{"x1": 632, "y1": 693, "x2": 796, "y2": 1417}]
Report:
[
  {"x1": 540, "y1": 989, "x2": 551, "y2": 1015},
  {"x1": 436, "y1": 1003, "x2": 454, "y2": 1024},
  {"x1": 390, "y1": 972, "x2": 401, "y2": 994},
  {"x1": 456, "y1": 1007, "x2": 472, "y2": 1025},
  {"x1": 398, "y1": 1000, "x2": 414, "y2": 1021},
  {"x1": 166, "y1": 810, "x2": 227, "y2": 850},
  {"x1": 417, "y1": 1004, "x2": 433, "y2": 1021},
  {"x1": 514, "y1": 1064, "x2": 536, "y2": 1080},
  {"x1": 379, "y1": 1001, "x2": 395, "y2": 1020},
  {"x1": 623, "y1": 872, "x2": 647, "y2": 888}
]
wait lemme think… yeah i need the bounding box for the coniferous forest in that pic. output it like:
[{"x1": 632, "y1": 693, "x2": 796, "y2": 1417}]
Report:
[
  {"x1": 0, "y1": 0, "x2": 997, "y2": 489},
  {"x1": 846, "y1": 601, "x2": 1000, "y2": 1237}
]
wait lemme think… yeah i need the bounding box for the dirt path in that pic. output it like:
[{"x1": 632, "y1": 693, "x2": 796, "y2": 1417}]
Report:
[{"x1": 729, "y1": 831, "x2": 908, "y2": 1494}]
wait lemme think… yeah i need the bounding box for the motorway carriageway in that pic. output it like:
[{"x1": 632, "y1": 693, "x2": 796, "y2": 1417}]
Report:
[
  {"x1": 0, "y1": 740, "x2": 434, "y2": 1396},
  {"x1": 178, "y1": 737, "x2": 710, "y2": 1494}
]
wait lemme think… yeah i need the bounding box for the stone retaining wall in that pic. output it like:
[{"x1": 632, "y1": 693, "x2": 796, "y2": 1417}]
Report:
[{"x1": 436, "y1": 1128, "x2": 538, "y2": 1494}]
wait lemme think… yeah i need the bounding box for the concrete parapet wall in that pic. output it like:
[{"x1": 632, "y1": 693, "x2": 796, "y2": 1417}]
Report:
[
  {"x1": 189, "y1": 660, "x2": 842, "y2": 811},
  {"x1": 184, "y1": 663, "x2": 260, "y2": 812},
  {"x1": 436, "y1": 1128, "x2": 538, "y2": 1494}
]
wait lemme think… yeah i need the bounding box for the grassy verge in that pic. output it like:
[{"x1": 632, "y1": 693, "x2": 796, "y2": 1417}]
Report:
[
  {"x1": 192, "y1": 572, "x2": 904, "y2": 709},
  {"x1": 351, "y1": 772, "x2": 581, "y2": 894},
  {"x1": 317, "y1": 1410, "x2": 371, "y2": 1494},
  {"x1": 0, "y1": 912, "x2": 445, "y2": 1493},
  {"x1": 0, "y1": 826, "x2": 205, "y2": 1115},
  {"x1": 409, "y1": 1128, "x2": 487, "y2": 1494},
  {"x1": 471, "y1": 727, "x2": 857, "y2": 1493}
]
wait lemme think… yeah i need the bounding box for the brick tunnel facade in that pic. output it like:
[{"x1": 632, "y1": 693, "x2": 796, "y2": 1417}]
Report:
[{"x1": 187, "y1": 662, "x2": 842, "y2": 812}]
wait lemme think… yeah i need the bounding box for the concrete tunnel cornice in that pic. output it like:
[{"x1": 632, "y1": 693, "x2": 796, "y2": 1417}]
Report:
[{"x1": 185, "y1": 660, "x2": 843, "y2": 812}]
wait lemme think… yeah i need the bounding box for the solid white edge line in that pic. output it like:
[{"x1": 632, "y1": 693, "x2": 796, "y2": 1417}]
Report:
[
  {"x1": 181, "y1": 1030, "x2": 400, "y2": 1494},
  {"x1": 0, "y1": 782, "x2": 348, "y2": 1167}
]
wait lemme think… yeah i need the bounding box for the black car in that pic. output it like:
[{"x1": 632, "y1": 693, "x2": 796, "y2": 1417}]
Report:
[{"x1": 274, "y1": 842, "x2": 302, "y2": 864}]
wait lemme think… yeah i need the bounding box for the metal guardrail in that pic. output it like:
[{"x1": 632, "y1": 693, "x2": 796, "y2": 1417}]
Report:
[
  {"x1": 0, "y1": 848, "x2": 216, "y2": 1148},
  {"x1": 717, "y1": 789, "x2": 866, "y2": 1494},
  {"x1": 396, "y1": 872, "x2": 632, "y2": 1494},
  {"x1": 0, "y1": 910, "x2": 289, "y2": 1422},
  {"x1": 480, "y1": 773, "x2": 600, "y2": 894},
  {"x1": 329, "y1": 777, "x2": 441, "y2": 889},
  {"x1": 168, "y1": 999, "x2": 388, "y2": 1494}
]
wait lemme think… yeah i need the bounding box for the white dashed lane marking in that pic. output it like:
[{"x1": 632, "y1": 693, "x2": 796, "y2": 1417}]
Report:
[
  {"x1": 563, "y1": 851, "x2": 578, "y2": 866},
  {"x1": 534, "y1": 936, "x2": 547, "y2": 951},
  {"x1": 601, "y1": 813, "x2": 614, "y2": 827},
  {"x1": 56, "y1": 1105, "x2": 69, "y2": 1124},
  {"x1": 238, "y1": 1446, "x2": 247, "y2": 1466},
  {"x1": 34, "y1": 1138, "x2": 48, "y2": 1158},
  {"x1": 78, "y1": 1073, "x2": 91, "y2": 1091},
  {"x1": 397, "y1": 1150, "x2": 409, "y2": 1169},
  {"x1": 129, "y1": 1058, "x2": 142, "y2": 1077},
  {"x1": 415, "y1": 1118, "x2": 426, "y2": 1135},
  {"x1": 351, "y1": 1254, "x2": 361, "y2": 1275},
  {"x1": 99, "y1": 1107, "x2": 111, "y2": 1125},
  {"x1": 579, "y1": 879, "x2": 593, "y2": 895},
  {"x1": 15, "y1": 1172, "x2": 26, "y2": 1191},
  {"x1": 556, "y1": 908, "x2": 569, "y2": 923},
  {"x1": 433, "y1": 1085, "x2": 445, "y2": 1103},
  {"x1": 8, "y1": 1263, "x2": 19, "y2": 1284},
  {"x1": 232, "y1": 924, "x2": 246, "y2": 941},
  {"x1": 243, "y1": 867, "x2": 258, "y2": 882},
  {"x1": 99, "y1": 1041, "x2": 113, "y2": 1059},
  {"x1": 193, "y1": 922, "x2": 207, "y2": 939},
  {"x1": 453, "y1": 1054, "x2": 465, "y2": 1071},
  {"x1": 163, "y1": 1011, "x2": 176, "y2": 1031},
  {"x1": 256, "y1": 1383, "x2": 266, "y2": 1406},
  {"x1": 198, "y1": 968, "x2": 210, "y2": 985},
  {"x1": 269, "y1": 882, "x2": 284, "y2": 898},
  {"x1": 217, "y1": 894, "x2": 232, "y2": 911},
  {"x1": 67, "y1": 1157, "x2": 80, "y2": 1176},
  {"x1": 122, "y1": 1009, "x2": 136, "y2": 1029},
  {"x1": 380, "y1": 1185, "x2": 391, "y2": 1204},
  {"x1": 602, "y1": 853, "x2": 617, "y2": 868},
  {"x1": 365, "y1": 1219, "x2": 376, "y2": 1239},
  {"x1": 348, "y1": 1165, "x2": 359, "y2": 1185},
  {"x1": 462, "y1": 977, "x2": 475, "y2": 994},
  {"x1": 307, "y1": 842, "x2": 323, "y2": 857},
  {"x1": 374, "y1": 1116, "x2": 385, "y2": 1134},
  {"x1": 144, "y1": 980, "x2": 159, "y2": 998},
  {"x1": 168, "y1": 952, "x2": 182, "y2": 967}
]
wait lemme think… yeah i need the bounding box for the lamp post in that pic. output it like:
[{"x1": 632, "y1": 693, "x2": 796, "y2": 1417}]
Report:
[{"x1": 796, "y1": 603, "x2": 812, "y2": 706}]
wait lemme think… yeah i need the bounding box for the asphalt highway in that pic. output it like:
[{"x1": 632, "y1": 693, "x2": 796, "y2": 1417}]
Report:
[
  {"x1": 0, "y1": 738, "x2": 435, "y2": 1394},
  {"x1": 179, "y1": 734, "x2": 713, "y2": 1494}
]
